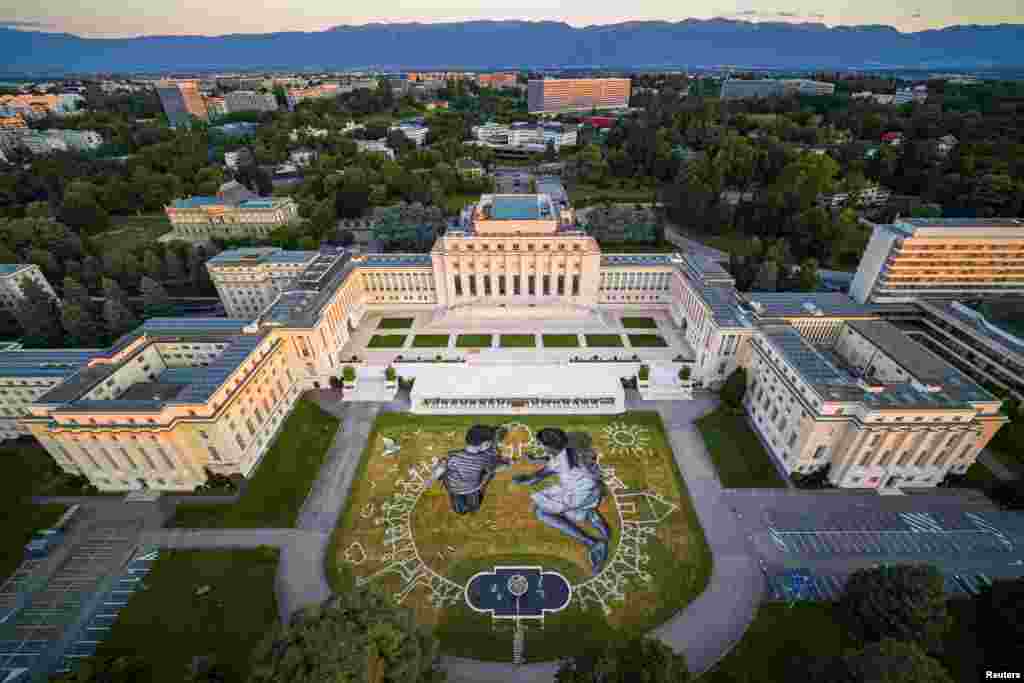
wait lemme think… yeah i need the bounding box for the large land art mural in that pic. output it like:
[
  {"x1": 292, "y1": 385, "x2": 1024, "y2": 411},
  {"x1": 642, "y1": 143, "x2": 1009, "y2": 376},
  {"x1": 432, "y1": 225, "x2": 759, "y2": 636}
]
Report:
[{"x1": 329, "y1": 412, "x2": 711, "y2": 662}]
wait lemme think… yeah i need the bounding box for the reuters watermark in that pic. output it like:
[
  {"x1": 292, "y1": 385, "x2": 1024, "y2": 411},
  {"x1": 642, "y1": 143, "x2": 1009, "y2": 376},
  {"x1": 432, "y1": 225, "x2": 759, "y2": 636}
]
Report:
[{"x1": 985, "y1": 673, "x2": 1022, "y2": 680}]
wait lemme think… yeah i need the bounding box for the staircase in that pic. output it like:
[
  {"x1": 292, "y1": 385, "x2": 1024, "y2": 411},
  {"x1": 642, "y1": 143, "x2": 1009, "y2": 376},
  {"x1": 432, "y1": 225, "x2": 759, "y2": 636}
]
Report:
[
  {"x1": 512, "y1": 623, "x2": 525, "y2": 665},
  {"x1": 341, "y1": 366, "x2": 398, "y2": 402},
  {"x1": 639, "y1": 362, "x2": 693, "y2": 401}
]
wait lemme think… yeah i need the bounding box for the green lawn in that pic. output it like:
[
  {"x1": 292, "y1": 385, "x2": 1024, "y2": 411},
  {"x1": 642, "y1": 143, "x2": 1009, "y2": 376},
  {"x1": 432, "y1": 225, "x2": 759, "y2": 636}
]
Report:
[
  {"x1": 568, "y1": 181, "x2": 656, "y2": 207},
  {"x1": 456, "y1": 334, "x2": 493, "y2": 348},
  {"x1": 597, "y1": 241, "x2": 678, "y2": 253},
  {"x1": 627, "y1": 334, "x2": 669, "y2": 348},
  {"x1": 500, "y1": 334, "x2": 537, "y2": 348},
  {"x1": 705, "y1": 604, "x2": 850, "y2": 683},
  {"x1": 621, "y1": 317, "x2": 658, "y2": 329},
  {"x1": 94, "y1": 549, "x2": 279, "y2": 683},
  {"x1": 367, "y1": 334, "x2": 407, "y2": 349},
  {"x1": 696, "y1": 408, "x2": 787, "y2": 488},
  {"x1": 542, "y1": 334, "x2": 580, "y2": 348},
  {"x1": 171, "y1": 398, "x2": 339, "y2": 528},
  {"x1": 584, "y1": 334, "x2": 624, "y2": 347},
  {"x1": 97, "y1": 214, "x2": 173, "y2": 250},
  {"x1": 443, "y1": 193, "x2": 479, "y2": 215},
  {"x1": 412, "y1": 334, "x2": 450, "y2": 348},
  {"x1": 377, "y1": 317, "x2": 414, "y2": 329}
]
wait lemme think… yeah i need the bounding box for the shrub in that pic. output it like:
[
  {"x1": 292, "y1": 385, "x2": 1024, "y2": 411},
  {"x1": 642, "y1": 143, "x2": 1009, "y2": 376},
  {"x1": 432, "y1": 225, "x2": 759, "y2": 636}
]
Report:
[
  {"x1": 385, "y1": 367, "x2": 396, "y2": 382},
  {"x1": 342, "y1": 366, "x2": 356, "y2": 382},
  {"x1": 679, "y1": 367, "x2": 691, "y2": 381},
  {"x1": 638, "y1": 365, "x2": 650, "y2": 381}
]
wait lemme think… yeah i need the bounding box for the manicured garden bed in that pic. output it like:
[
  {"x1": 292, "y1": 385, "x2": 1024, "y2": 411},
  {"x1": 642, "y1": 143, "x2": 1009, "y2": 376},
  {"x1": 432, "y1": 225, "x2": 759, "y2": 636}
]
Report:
[
  {"x1": 412, "y1": 334, "x2": 450, "y2": 348},
  {"x1": 621, "y1": 317, "x2": 658, "y2": 328},
  {"x1": 499, "y1": 334, "x2": 537, "y2": 348},
  {"x1": 171, "y1": 399, "x2": 339, "y2": 528},
  {"x1": 94, "y1": 549, "x2": 279, "y2": 683},
  {"x1": 455, "y1": 334, "x2": 493, "y2": 348},
  {"x1": 541, "y1": 334, "x2": 580, "y2": 348},
  {"x1": 584, "y1": 334, "x2": 625, "y2": 347},
  {"x1": 696, "y1": 408, "x2": 786, "y2": 488},
  {"x1": 627, "y1": 334, "x2": 669, "y2": 347},
  {"x1": 367, "y1": 334, "x2": 407, "y2": 349},
  {"x1": 377, "y1": 317, "x2": 414, "y2": 329}
]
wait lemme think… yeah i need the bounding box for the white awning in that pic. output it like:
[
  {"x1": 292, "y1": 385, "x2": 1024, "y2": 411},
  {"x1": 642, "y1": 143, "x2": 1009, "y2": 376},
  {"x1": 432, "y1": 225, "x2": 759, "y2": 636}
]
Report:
[{"x1": 409, "y1": 364, "x2": 624, "y2": 400}]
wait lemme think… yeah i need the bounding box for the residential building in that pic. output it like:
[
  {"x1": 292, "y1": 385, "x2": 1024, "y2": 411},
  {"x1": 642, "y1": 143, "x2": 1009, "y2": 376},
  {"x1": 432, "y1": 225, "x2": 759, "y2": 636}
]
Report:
[
  {"x1": 155, "y1": 80, "x2": 209, "y2": 127},
  {"x1": 53, "y1": 129, "x2": 103, "y2": 151},
  {"x1": 781, "y1": 79, "x2": 836, "y2": 96},
  {"x1": 818, "y1": 184, "x2": 891, "y2": 208},
  {"x1": 527, "y1": 78, "x2": 631, "y2": 114},
  {"x1": 211, "y1": 122, "x2": 259, "y2": 139},
  {"x1": 0, "y1": 349, "x2": 100, "y2": 441},
  {"x1": 936, "y1": 134, "x2": 958, "y2": 157},
  {"x1": 390, "y1": 124, "x2": 428, "y2": 147},
  {"x1": 206, "y1": 247, "x2": 318, "y2": 319},
  {"x1": 0, "y1": 264, "x2": 58, "y2": 312},
  {"x1": 164, "y1": 181, "x2": 299, "y2": 242},
  {"x1": 893, "y1": 87, "x2": 927, "y2": 106},
  {"x1": 456, "y1": 158, "x2": 484, "y2": 178},
  {"x1": 289, "y1": 127, "x2": 329, "y2": 142},
  {"x1": 476, "y1": 73, "x2": 519, "y2": 89},
  {"x1": 850, "y1": 218, "x2": 1024, "y2": 304},
  {"x1": 285, "y1": 84, "x2": 341, "y2": 109},
  {"x1": 223, "y1": 148, "x2": 254, "y2": 170},
  {"x1": 355, "y1": 139, "x2": 395, "y2": 159},
  {"x1": 288, "y1": 148, "x2": 317, "y2": 167},
  {"x1": 204, "y1": 96, "x2": 228, "y2": 118},
  {"x1": 224, "y1": 91, "x2": 278, "y2": 114},
  {"x1": 721, "y1": 79, "x2": 785, "y2": 100},
  {"x1": 0, "y1": 94, "x2": 83, "y2": 119},
  {"x1": 0, "y1": 115, "x2": 27, "y2": 132}
]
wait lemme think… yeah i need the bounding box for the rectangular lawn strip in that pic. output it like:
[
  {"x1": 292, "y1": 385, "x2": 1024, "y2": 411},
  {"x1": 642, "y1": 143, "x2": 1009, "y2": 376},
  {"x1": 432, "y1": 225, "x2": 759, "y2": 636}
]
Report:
[
  {"x1": 455, "y1": 334, "x2": 493, "y2": 348},
  {"x1": 329, "y1": 411, "x2": 711, "y2": 663},
  {"x1": 621, "y1": 316, "x2": 658, "y2": 329},
  {"x1": 584, "y1": 334, "x2": 624, "y2": 347},
  {"x1": 94, "y1": 549, "x2": 279, "y2": 683},
  {"x1": 696, "y1": 408, "x2": 787, "y2": 488},
  {"x1": 367, "y1": 334, "x2": 407, "y2": 349},
  {"x1": 627, "y1": 334, "x2": 669, "y2": 347},
  {"x1": 377, "y1": 317, "x2": 414, "y2": 329},
  {"x1": 499, "y1": 334, "x2": 537, "y2": 348},
  {"x1": 541, "y1": 334, "x2": 580, "y2": 348},
  {"x1": 171, "y1": 398, "x2": 339, "y2": 528},
  {"x1": 412, "y1": 334, "x2": 451, "y2": 348},
  {"x1": 705, "y1": 604, "x2": 849, "y2": 683}
]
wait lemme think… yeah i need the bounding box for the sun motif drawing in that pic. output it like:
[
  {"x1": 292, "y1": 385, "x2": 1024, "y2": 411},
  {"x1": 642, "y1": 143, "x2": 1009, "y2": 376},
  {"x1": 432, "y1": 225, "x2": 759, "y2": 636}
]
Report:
[{"x1": 601, "y1": 422, "x2": 651, "y2": 456}]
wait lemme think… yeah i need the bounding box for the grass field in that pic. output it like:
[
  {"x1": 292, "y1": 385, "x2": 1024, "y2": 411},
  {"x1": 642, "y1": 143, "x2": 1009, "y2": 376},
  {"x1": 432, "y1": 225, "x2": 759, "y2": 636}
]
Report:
[
  {"x1": 95, "y1": 549, "x2": 279, "y2": 683},
  {"x1": 456, "y1": 334, "x2": 493, "y2": 348},
  {"x1": 367, "y1": 335, "x2": 407, "y2": 349},
  {"x1": 627, "y1": 334, "x2": 668, "y2": 348},
  {"x1": 378, "y1": 318, "x2": 414, "y2": 329},
  {"x1": 443, "y1": 193, "x2": 479, "y2": 215},
  {"x1": 172, "y1": 398, "x2": 338, "y2": 528},
  {"x1": 328, "y1": 411, "x2": 711, "y2": 662},
  {"x1": 585, "y1": 334, "x2": 625, "y2": 347},
  {"x1": 568, "y1": 182, "x2": 656, "y2": 207},
  {"x1": 500, "y1": 334, "x2": 537, "y2": 348},
  {"x1": 621, "y1": 317, "x2": 658, "y2": 329},
  {"x1": 0, "y1": 441, "x2": 69, "y2": 579},
  {"x1": 542, "y1": 334, "x2": 580, "y2": 348},
  {"x1": 696, "y1": 408, "x2": 786, "y2": 488},
  {"x1": 96, "y1": 214, "x2": 173, "y2": 250},
  {"x1": 412, "y1": 334, "x2": 451, "y2": 348}
]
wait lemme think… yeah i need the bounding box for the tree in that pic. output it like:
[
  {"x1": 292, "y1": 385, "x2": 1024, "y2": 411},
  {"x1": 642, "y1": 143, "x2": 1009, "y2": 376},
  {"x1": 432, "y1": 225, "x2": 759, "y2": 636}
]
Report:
[
  {"x1": 556, "y1": 636, "x2": 689, "y2": 683},
  {"x1": 752, "y1": 260, "x2": 779, "y2": 291},
  {"x1": 973, "y1": 578, "x2": 1024, "y2": 671},
  {"x1": 795, "y1": 258, "x2": 820, "y2": 291},
  {"x1": 52, "y1": 655, "x2": 152, "y2": 682},
  {"x1": 13, "y1": 278, "x2": 64, "y2": 348},
  {"x1": 719, "y1": 367, "x2": 748, "y2": 414},
  {"x1": 827, "y1": 640, "x2": 953, "y2": 683},
  {"x1": 101, "y1": 277, "x2": 138, "y2": 337},
  {"x1": 142, "y1": 250, "x2": 165, "y2": 280},
  {"x1": 59, "y1": 191, "x2": 110, "y2": 234},
  {"x1": 62, "y1": 302, "x2": 105, "y2": 347},
  {"x1": 249, "y1": 588, "x2": 443, "y2": 683},
  {"x1": 140, "y1": 276, "x2": 173, "y2": 317},
  {"x1": 838, "y1": 565, "x2": 950, "y2": 654}
]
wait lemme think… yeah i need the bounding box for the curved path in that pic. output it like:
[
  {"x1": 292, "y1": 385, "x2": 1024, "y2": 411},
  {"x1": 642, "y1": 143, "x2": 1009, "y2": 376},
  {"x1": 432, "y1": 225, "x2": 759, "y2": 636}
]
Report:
[{"x1": 274, "y1": 395, "x2": 763, "y2": 681}]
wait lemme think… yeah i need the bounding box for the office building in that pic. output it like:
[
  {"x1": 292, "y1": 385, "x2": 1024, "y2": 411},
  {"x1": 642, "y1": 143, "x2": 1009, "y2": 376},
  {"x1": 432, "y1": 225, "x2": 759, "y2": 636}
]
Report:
[
  {"x1": 472, "y1": 122, "x2": 578, "y2": 151},
  {"x1": 850, "y1": 218, "x2": 1024, "y2": 304},
  {"x1": 206, "y1": 247, "x2": 318, "y2": 319},
  {"x1": 721, "y1": 79, "x2": 785, "y2": 100},
  {"x1": 164, "y1": 181, "x2": 299, "y2": 242},
  {"x1": 781, "y1": 79, "x2": 836, "y2": 96},
  {"x1": 0, "y1": 349, "x2": 100, "y2": 441},
  {"x1": 527, "y1": 78, "x2": 631, "y2": 114},
  {"x1": 156, "y1": 80, "x2": 209, "y2": 127},
  {"x1": 0, "y1": 264, "x2": 58, "y2": 313},
  {"x1": 818, "y1": 184, "x2": 891, "y2": 208},
  {"x1": 476, "y1": 73, "x2": 519, "y2": 89},
  {"x1": 355, "y1": 140, "x2": 395, "y2": 159},
  {"x1": 224, "y1": 91, "x2": 278, "y2": 114},
  {"x1": 390, "y1": 123, "x2": 428, "y2": 147}
]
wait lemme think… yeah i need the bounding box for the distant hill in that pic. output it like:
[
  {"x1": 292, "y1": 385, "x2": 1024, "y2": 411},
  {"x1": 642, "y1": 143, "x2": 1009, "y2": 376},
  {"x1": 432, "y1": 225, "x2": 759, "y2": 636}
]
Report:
[{"x1": 2, "y1": 19, "x2": 1022, "y2": 73}]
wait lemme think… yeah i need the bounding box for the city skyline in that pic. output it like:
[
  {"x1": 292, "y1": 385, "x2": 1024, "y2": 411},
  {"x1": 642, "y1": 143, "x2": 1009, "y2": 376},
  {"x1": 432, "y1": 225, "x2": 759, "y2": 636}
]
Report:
[{"x1": 1, "y1": 1, "x2": 1021, "y2": 39}]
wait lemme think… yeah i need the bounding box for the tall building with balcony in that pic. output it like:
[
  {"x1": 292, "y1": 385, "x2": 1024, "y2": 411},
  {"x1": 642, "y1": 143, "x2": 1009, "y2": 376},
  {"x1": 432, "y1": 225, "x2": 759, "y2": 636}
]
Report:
[
  {"x1": 850, "y1": 218, "x2": 1024, "y2": 304},
  {"x1": 0, "y1": 264, "x2": 58, "y2": 312},
  {"x1": 206, "y1": 248, "x2": 318, "y2": 319},
  {"x1": 527, "y1": 78, "x2": 631, "y2": 114},
  {"x1": 156, "y1": 80, "x2": 209, "y2": 127}
]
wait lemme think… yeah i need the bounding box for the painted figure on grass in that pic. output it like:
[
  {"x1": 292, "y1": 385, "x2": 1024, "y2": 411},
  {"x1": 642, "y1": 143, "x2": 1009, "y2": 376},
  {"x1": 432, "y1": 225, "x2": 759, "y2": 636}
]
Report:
[
  {"x1": 513, "y1": 427, "x2": 611, "y2": 574},
  {"x1": 432, "y1": 424, "x2": 510, "y2": 515}
]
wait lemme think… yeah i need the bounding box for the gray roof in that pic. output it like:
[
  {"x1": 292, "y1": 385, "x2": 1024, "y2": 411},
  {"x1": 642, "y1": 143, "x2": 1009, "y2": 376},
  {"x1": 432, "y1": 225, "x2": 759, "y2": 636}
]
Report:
[
  {"x1": 762, "y1": 325, "x2": 852, "y2": 389},
  {"x1": 0, "y1": 263, "x2": 30, "y2": 276},
  {"x1": 742, "y1": 292, "x2": 881, "y2": 319},
  {"x1": 934, "y1": 301, "x2": 1024, "y2": 358},
  {"x1": 173, "y1": 334, "x2": 266, "y2": 404},
  {"x1": 846, "y1": 320, "x2": 960, "y2": 384},
  {"x1": 259, "y1": 248, "x2": 355, "y2": 327},
  {"x1": 0, "y1": 349, "x2": 101, "y2": 379},
  {"x1": 602, "y1": 254, "x2": 673, "y2": 266}
]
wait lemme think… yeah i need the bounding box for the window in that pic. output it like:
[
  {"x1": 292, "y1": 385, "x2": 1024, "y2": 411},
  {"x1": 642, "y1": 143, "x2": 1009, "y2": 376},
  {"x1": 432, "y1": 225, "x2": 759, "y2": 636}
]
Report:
[
  {"x1": 454, "y1": 276, "x2": 462, "y2": 296},
  {"x1": 528, "y1": 275, "x2": 536, "y2": 295},
  {"x1": 542, "y1": 275, "x2": 550, "y2": 296},
  {"x1": 469, "y1": 276, "x2": 477, "y2": 296},
  {"x1": 208, "y1": 446, "x2": 222, "y2": 462},
  {"x1": 879, "y1": 450, "x2": 893, "y2": 466},
  {"x1": 498, "y1": 275, "x2": 506, "y2": 295},
  {"x1": 483, "y1": 275, "x2": 491, "y2": 296},
  {"x1": 813, "y1": 445, "x2": 827, "y2": 460},
  {"x1": 235, "y1": 433, "x2": 247, "y2": 450},
  {"x1": 246, "y1": 419, "x2": 256, "y2": 437},
  {"x1": 914, "y1": 451, "x2": 929, "y2": 467},
  {"x1": 513, "y1": 275, "x2": 521, "y2": 295},
  {"x1": 572, "y1": 274, "x2": 580, "y2": 296}
]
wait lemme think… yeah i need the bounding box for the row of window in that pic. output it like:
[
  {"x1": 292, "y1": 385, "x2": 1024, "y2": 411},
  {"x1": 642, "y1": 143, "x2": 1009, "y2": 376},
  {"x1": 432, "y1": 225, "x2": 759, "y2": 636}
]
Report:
[{"x1": 453, "y1": 273, "x2": 580, "y2": 297}]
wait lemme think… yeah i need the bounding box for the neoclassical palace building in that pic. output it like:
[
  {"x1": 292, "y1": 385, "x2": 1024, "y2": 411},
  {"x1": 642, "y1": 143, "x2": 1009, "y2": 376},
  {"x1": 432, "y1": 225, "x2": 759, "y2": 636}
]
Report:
[{"x1": 0, "y1": 197, "x2": 1011, "y2": 491}]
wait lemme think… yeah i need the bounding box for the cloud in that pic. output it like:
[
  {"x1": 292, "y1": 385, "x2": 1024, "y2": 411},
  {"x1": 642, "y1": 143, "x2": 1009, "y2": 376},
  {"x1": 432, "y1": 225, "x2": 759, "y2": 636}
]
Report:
[
  {"x1": 808, "y1": 11, "x2": 826, "y2": 18},
  {"x1": 727, "y1": 9, "x2": 814, "y2": 18},
  {"x1": 911, "y1": 10, "x2": 922, "y2": 18}
]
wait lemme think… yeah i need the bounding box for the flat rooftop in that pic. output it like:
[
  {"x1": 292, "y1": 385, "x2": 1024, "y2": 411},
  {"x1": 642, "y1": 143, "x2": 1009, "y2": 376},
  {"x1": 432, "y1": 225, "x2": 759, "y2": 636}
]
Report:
[
  {"x1": 847, "y1": 319, "x2": 958, "y2": 384},
  {"x1": 742, "y1": 292, "x2": 881, "y2": 319},
  {"x1": 410, "y1": 364, "x2": 625, "y2": 400},
  {"x1": 0, "y1": 349, "x2": 102, "y2": 379},
  {"x1": 491, "y1": 196, "x2": 543, "y2": 220}
]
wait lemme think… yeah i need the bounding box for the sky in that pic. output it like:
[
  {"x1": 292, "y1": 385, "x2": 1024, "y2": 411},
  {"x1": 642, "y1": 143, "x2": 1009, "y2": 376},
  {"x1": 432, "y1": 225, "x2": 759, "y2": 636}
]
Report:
[{"x1": 0, "y1": 0, "x2": 1020, "y2": 38}]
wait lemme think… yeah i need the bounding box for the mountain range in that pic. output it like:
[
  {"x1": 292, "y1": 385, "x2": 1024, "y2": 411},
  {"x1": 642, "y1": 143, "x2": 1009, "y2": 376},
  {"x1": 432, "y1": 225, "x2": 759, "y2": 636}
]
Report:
[{"x1": 2, "y1": 19, "x2": 1022, "y2": 74}]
